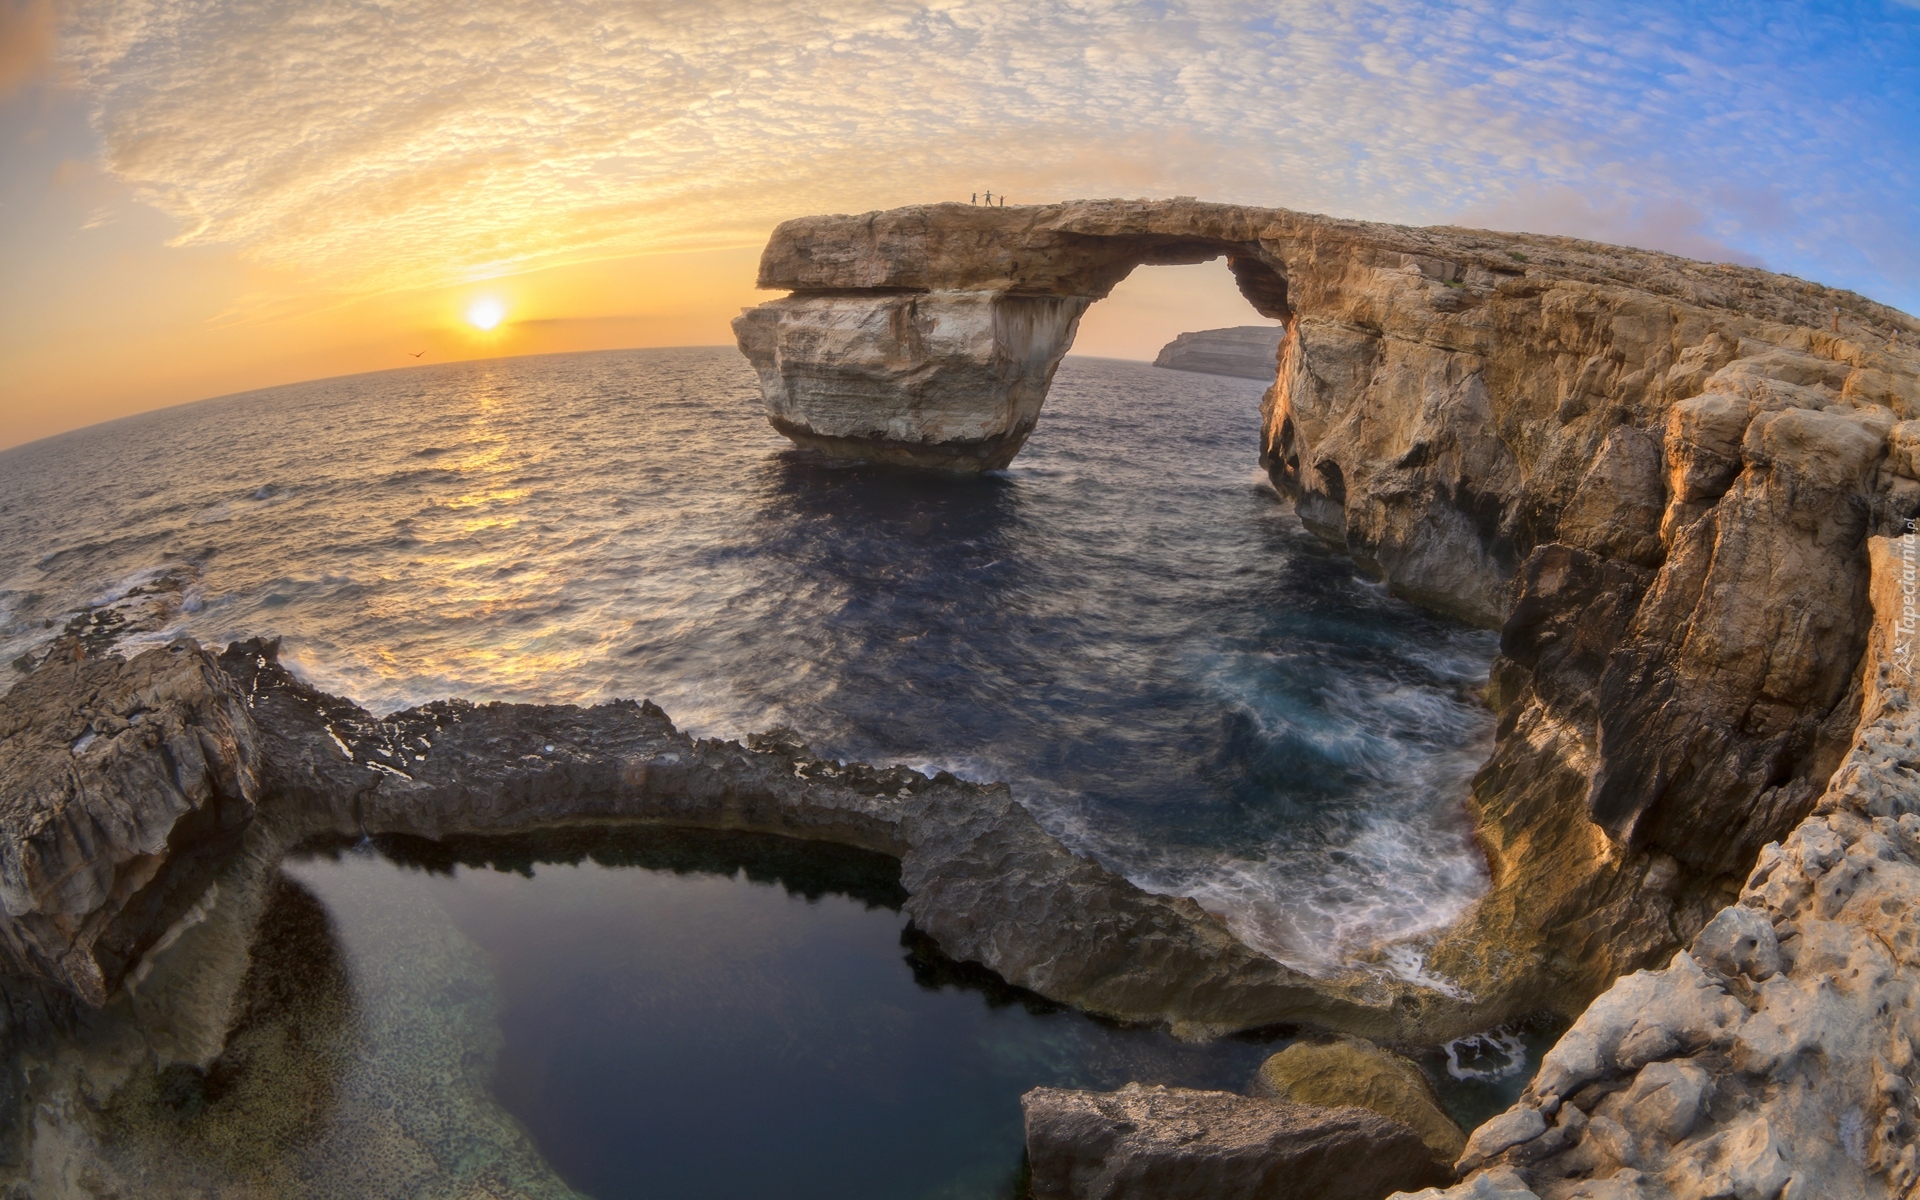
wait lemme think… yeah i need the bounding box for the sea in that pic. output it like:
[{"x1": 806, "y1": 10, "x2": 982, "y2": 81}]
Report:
[{"x1": 0, "y1": 347, "x2": 1519, "y2": 1197}]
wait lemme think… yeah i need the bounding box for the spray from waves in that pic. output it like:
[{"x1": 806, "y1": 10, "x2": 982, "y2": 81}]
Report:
[{"x1": 1017, "y1": 632, "x2": 1497, "y2": 978}]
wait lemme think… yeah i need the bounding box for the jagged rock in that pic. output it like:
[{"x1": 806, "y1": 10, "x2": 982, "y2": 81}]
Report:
[
  {"x1": 1396, "y1": 533, "x2": 1920, "y2": 1200},
  {"x1": 1153, "y1": 326, "x2": 1284, "y2": 379},
  {"x1": 0, "y1": 638, "x2": 259, "y2": 1006},
  {"x1": 1394, "y1": 1167, "x2": 1540, "y2": 1199},
  {"x1": 1254, "y1": 1035, "x2": 1466, "y2": 1163},
  {"x1": 1021, "y1": 1082, "x2": 1449, "y2": 1200}
]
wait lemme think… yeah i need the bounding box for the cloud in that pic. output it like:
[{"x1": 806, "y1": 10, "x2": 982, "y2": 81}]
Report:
[
  {"x1": 1451, "y1": 185, "x2": 1765, "y2": 268},
  {"x1": 51, "y1": 0, "x2": 1920, "y2": 307}
]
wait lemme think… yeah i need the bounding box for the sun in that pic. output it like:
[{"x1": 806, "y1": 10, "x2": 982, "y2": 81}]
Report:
[{"x1": 466, "y1": 297, "x2": 506, "y2": 330}]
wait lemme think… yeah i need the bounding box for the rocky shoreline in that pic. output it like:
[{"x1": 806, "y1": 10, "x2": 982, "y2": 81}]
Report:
[{"x1": 735, "y1": 202, "x2": 1920, "y2": 1041}]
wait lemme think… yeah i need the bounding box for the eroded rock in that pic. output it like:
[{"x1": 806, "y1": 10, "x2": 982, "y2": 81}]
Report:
[
  {"x1": 1022, "y1": 1082, "x2": 1449, "y2": 1200},
  {"x1": 1397, "y1": 532, "x2": 1920, "y2": 1200},
  {"x1": 737, "y1": 199, "x2": 1920, "y2": 1039}
]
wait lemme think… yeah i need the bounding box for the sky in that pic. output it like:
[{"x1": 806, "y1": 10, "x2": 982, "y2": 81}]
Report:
[{"x1": 2, "y1": 0, "x2": 1917, "y2": 450}]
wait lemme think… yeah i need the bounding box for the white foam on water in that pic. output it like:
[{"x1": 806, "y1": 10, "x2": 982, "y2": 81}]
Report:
[
  {"x1": 1444, "y1": 1027, "x2": 1530, "y2": 1082},
  {"x1": 1379, "y1": 945, "x2": 1474, "y2": 1000}
]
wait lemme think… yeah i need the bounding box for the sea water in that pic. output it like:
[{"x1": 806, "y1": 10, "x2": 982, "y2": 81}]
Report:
[
  {"x1": 0, "y1": 348, "x2": 1496, "y2": 973},
  {"x1": 0, "y1": 348, "x2": 1516, "y2": 1194}
]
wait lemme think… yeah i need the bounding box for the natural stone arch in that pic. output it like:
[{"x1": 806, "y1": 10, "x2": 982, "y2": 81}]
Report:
[{"x1": 732, "y1": 201, "x2": 1292, "y2": 471}]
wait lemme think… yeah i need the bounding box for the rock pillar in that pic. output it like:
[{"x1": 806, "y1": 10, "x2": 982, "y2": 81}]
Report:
[{"x1": 733, "y1": 290, "x2": 1091, "y2": 471}]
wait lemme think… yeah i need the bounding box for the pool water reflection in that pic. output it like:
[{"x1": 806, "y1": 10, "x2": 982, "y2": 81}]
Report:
[{"x1": 286, "y1": 830, "x2": 1286, "y2": 1200}]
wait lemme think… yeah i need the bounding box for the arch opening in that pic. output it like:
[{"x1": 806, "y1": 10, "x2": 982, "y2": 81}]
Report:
[{"x1": 1070, "y1": 256, "x2": 1285, "y2": 366}]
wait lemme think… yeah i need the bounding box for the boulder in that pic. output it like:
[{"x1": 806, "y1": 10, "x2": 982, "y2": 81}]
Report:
[
  {"x1": 1254, "y1": 1036, "x2": 1467, "y2": 1163},
  {"x1": 0, "y1": 638, "x2": 259, "y2": 1005},
  {"x1": 1022, "y1": 1082, "x2": 1450, "y2": 1200}
]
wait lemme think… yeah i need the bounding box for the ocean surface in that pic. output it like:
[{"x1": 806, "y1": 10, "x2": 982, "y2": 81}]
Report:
[{"x1": 0, "y1": 346, "x2": 1497, "y2": 974}]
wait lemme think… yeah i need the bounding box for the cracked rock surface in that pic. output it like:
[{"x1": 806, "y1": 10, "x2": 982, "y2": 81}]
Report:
[{"x1": 1396, "y1": 532, "x2": 1920, "y2": 1200}]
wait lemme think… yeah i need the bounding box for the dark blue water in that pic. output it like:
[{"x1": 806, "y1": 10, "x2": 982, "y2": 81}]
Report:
[
  {"x1": 280, "y1": 831, "x2": 1287, "y2": 1200},
  {"x1": 0, "y1": 347, "x2": 1495, "y2": 973}
]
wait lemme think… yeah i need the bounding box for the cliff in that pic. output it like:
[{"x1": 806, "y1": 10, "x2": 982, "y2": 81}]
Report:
[
  {"x1": 1154, "y1": 325, "x2": 1285, "y2": 379},
  {"x1": 735, "y1": 197, "x2": 1920, "y2": 1039},
  {"x1": 1402, "y1": 531, "x2": 1920, "y2": 1199}
]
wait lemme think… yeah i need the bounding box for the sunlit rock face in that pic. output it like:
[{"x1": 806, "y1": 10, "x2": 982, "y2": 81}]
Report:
[
  {"x1": 1403, "y1": 534, "x2": 1920, "y2": 1200},
  {"x1": 733, "y1": 291, "x2": 1092, "y2": 470}
]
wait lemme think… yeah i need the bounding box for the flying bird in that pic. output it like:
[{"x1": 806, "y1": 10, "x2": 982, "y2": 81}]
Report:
[{"x1": 408, "y1": 350, "x2": 424, "y2": 358}]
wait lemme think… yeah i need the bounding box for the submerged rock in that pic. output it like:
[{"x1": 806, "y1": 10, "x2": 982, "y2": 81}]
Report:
[
  {"x1": 1398, "y1": 532, "x2": 1920, "y2": 1199},
  {"x1": 1254, "y1": 1035, "x2": 1467, "y2": 1164},
  {"x1": 1154, "y1": 326, "x2": 1285, "y2": 380},
  {"x1": 1022, "y1": 1081, "x2": 1450, "y2": 1200}
]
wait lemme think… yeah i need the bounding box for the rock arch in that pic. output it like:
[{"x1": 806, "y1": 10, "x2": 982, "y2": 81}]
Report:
[{"x1": 731, "y1": 200, "x2": 1291, "y2": 471}]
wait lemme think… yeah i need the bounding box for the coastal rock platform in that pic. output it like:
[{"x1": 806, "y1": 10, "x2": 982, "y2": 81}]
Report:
[{"x1": 0, "y1": 635, "x2": 1464, "y2": 1043}]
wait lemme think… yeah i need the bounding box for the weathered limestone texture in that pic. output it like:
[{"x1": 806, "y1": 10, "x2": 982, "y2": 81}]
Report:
[
  {"x1": 0, "y1": 639, "x2": 259, "y2": 1006},
  {"x1": 1022, "y1": 1081, "x2": 1450, "y2": 1200},
  {"x1": 1394, "y1": 532, "x2": 1920, "y2": 1200},
  {"x1": 737, "y1": 196, "x2": 1920, "y2": 1041},
  {"x1": 1154, "y1": 325, "x2": 1285, "y2": 380},
  {"x1": 1254, "y1": 1034, "x2": 1467, "y2": 1164}
]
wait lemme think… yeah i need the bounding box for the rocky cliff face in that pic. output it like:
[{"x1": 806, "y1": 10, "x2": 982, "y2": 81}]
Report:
[
  {"x1": 1154, "y1": 326, "x2": 1284, "y2": 380},
  {"x1": 736, "y1": 197, "x2": 1920, "y2": 1038},
  {"x1": 1401, "y1": 531, "x2": 1920, "y2": 1200}
]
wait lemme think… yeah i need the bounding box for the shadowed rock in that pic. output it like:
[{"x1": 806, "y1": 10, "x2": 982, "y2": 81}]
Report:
[
  {"x1": 1021, "y1": 1081, "x2": 1450, "y2": 1200},
  {"x1": 0, "y1": 639, "x2": 259, "y2": 1005}
]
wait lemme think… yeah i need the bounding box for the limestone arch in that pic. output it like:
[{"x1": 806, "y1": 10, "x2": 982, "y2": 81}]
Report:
[{"x1": 732, "y1": 204, "x2": 1293, "y2": 471}]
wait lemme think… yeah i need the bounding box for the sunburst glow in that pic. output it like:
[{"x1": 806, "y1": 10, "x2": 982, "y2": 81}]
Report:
[{"x1": 466, "y1": 298, "x2": 506, "y2": 331}]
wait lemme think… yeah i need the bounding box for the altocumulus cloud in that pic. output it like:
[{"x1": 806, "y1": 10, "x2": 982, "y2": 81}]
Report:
[{"x1": 60, "y1": 0, "x2": 1920, "y2": 303}]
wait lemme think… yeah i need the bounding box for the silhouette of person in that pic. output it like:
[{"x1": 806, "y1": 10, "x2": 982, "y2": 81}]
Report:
[
  {"x1": 971, "y1": 193, "x2": 977, "y2": 204},
  {"x1": 985, "y1": 191, "x2": 993, "y2": 205}
]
